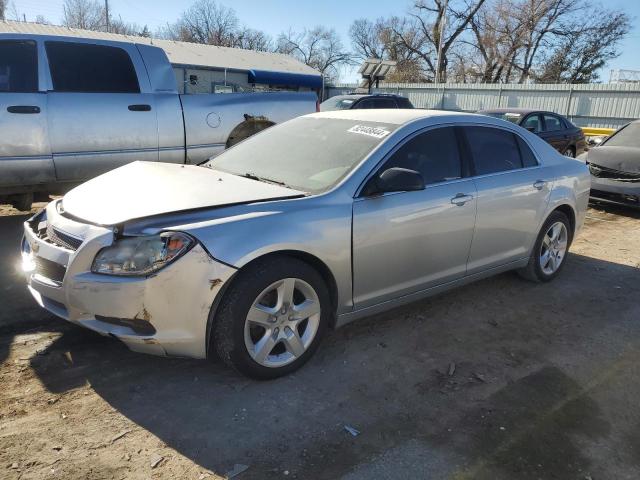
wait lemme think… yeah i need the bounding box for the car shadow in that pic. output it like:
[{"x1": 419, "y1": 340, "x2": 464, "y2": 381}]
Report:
[
  {"x1": 589, "y1": 200, "x2": 640, "y2": 219},
  {"x1": 20, "y1": 251, "x2": 640, "y2": 478}
]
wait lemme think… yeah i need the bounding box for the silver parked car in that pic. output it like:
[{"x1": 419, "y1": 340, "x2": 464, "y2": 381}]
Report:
[{"x1": 22, "y1": 110, "x2": 590, "y2": 379}]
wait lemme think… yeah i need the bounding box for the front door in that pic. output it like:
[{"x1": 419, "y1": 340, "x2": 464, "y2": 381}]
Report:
[
  {"x1": 44, "y1": 40, "x2": 158, "y2": 182},
  {"x1": 538, "y1": 113, "x2": 569, "y2": 153},
  {"x1": 352, "y1": 126, "x2": 477, "y2": 308},
  {"x1": 0, "y1": 39, "x2": 54, "y2": 188}
]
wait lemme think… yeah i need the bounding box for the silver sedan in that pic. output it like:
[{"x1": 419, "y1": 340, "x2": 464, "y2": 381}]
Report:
[{"x1": 22, "y1": 110, "x2": 590, "y2": 378}]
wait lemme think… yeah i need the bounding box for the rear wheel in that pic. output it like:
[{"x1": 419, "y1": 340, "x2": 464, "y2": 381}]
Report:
[
  {"x1": 563, "y1": 147, "x2": 575, "y2": 158},
  {"x1": 518, "y1": 211, "x2": 572, "y2": 282},
  {"x1": 211, "y1": 256, "x2": 330, "y2": 379},
  {"x1": 10, "y1": 192, "x2": 33, "y2": 212}
]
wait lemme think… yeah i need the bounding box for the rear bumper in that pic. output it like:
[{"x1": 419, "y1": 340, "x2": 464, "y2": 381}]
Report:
[{"x1": 22, "y1": 202, "x2": 236, "y2": 358}]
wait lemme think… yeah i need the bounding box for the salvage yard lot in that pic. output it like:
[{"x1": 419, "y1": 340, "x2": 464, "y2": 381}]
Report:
[{"x1": 1, "y1": 203, "x2": 639, "y2": 479}]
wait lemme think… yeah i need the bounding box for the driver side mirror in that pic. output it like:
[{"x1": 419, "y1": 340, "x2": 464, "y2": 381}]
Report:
[{"x1": 366, "y1": 167, "x2": 425, "y2": 196}]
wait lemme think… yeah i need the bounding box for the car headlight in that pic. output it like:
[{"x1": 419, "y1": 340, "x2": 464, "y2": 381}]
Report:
[{"x1": 91, "y1": 232, "x2": 194, "y2": 276}]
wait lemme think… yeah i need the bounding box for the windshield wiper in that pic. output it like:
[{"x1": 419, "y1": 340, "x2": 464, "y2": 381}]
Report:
[{"x1": 242, "y1": 172, "x2": 288, "y2": 187}]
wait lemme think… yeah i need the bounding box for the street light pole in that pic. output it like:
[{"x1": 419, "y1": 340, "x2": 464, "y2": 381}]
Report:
[
  {"x1": 105, "y1": 0, "x2": 109, "y2": 32},
  {"x1": 435, "y1": 0, "x2": 448, "y2": 84}
]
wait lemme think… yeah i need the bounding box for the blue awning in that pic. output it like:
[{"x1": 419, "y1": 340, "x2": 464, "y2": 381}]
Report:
[{"x1": 248, "y1": 69, "x2": 322, "y2": 89}]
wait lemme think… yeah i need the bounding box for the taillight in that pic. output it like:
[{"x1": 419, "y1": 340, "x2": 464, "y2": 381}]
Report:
[{"x1": 316, "y1": 100, "x2": 320, "y2": 112}]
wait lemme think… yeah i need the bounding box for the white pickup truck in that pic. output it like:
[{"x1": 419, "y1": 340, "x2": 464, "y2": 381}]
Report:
[{"x1": 0, "y1": 33, "x2": 317, "y2": 210}]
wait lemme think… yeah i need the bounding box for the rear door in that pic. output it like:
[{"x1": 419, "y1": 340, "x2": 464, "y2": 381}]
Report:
[
  {"x1": 538, "y1": 113, "x2": 569, "y2": 153},
  {"x1": 45, "y1": 40, "x2": 158, "y2": 182},
  {"x1": 463, "y1": 126, "x2": 552, "y2": 273},
  {"x1": 352, "y1": 126, "x2": 477, "y2": 307},
  {"x1": 0, "y1": 39, "x2": 54, "y2": 188}
]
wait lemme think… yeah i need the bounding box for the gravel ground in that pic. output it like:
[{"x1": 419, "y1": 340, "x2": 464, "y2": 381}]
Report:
[{"x1": 0, "y1": 201, "x2": 639, "y2": 479}]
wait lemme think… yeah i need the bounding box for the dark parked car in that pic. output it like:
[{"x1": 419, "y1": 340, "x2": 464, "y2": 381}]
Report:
[
  {"x1": 578, "y1": 120, "x2": 640, "y2": 209},
  {"x1": 478, "y1": 108, "x2": 586, "y2": 158},
  {"x1": 320, "y1": 94, "x2": 413, "y2": 111}
]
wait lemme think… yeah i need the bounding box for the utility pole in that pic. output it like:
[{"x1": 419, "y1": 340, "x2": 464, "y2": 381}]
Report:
[
  {"x1": 104, "y1": 0, "x2": 109, "y2": 32},
  {"x1": 435, "y1": 0, "x2": 448, "y2": 84}
]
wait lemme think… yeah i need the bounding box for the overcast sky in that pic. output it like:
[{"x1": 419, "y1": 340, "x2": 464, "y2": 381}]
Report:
[{"x1": 10, "y1": 0, "x2": 640, "y2": 83}]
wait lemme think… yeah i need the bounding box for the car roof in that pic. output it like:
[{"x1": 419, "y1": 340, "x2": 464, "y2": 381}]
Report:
[
  {"x1": 310, "y1": 109, "x2": 480, "y2": 125},
  {"x1": 328, "y1": 93, "x2": 406, "y2": 100},
  {"x1": 478, "y1": 108, "x2": 561, "y2": 116}
]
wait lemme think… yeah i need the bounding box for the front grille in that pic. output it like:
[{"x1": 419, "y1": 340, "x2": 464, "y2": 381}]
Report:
[
  {"x1": 589, "y1": 163, "x2": 640, "y2": 182},
  {"x1": 34, "y1": 256, "x2": 66, "y2": 283},
  {"x1": 45, "y1": 224, "x2": 83, "y2": 250}
]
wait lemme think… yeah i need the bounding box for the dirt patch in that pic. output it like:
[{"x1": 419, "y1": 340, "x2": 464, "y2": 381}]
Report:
[{"x1": 1, "y1": 204, "x2": 639, "y2": 479}]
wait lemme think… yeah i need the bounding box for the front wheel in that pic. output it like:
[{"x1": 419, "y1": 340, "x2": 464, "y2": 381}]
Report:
[
  {"x1": 518, "y1": 211, "x2": 572, "y2": 282},
  {"x1": 563, "y1": 147, "x2": 575, "y2": 158},
  {"x1": 211, "y1": 256, "x2": 330, "y2": 379}
]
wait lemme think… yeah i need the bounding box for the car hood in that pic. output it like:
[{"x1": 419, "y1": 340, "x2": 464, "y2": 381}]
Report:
[
  {"x1": 61, "y1": 161, "x2": 305, "y2": 225},
  {"x1": 587, "y1": 146, "x2": 640, "y2": 173}
]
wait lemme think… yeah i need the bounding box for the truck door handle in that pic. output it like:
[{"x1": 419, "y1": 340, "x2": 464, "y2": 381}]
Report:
[
  {"x1": 128, "y1": 104, "x2": 151, "y2": 112},
  {"x1": 7, "y1": 105, "x2": 40, "y2": 114},
  {"x1": 451, "y1": 193, "x2": 474, "y2": 206},
  {"x1": 533, "y1": 180, "x2": 547, "y2": 190}
]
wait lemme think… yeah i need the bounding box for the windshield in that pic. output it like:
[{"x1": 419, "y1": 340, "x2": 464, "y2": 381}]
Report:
[
  {"x1": 205, "y1": 117, "x2": 398, "y2": 194},
  {"x1": 603, "y1": 122, "x2": 640, "y2": 148},
  {"x1": 481, "y1": 112, "x2": 523, "y2": 124},
  {"x1": 320, "y1": 96, "x2": 359, "y2": 111}
]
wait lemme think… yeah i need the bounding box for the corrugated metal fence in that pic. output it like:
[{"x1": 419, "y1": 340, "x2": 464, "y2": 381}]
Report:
[{"x1": 326, "y1": 83, "x2": 640, "y2": 129}]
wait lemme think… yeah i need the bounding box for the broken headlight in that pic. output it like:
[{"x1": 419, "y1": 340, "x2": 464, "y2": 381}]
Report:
[{"x1": 91, "y1": 232, "x2": 194, "y2": 276}]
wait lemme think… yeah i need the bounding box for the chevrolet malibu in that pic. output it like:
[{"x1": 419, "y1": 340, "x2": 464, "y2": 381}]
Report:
[{"x1": 22, "y1": 110, "x2": 590, "y2": 379}]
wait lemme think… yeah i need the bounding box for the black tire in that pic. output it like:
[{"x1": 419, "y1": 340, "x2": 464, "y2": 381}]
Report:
[
  {"x1": 10, "y1": 192, "x2": 33, "y2": 212},
  {"x1": 211, "y1": 255, "x2": 330, "y2": 379},
  {"x1": 518, "y1": 211, "x2": 573, "y2": 283}
]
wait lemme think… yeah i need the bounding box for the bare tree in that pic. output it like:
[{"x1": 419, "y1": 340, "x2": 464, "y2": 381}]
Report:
[
  {"x1": 0, "y1": 0, "x2": 6, "y2": 21},
  {"x1": 537, "y1": 7, "x2": 630, "y2": 83},
  {"x1": 163, "y1": 0, "x2": 239, "y2": 45},
  {"x1": 62, "y1": 0, "x2": 104, "y2": 30},
  {"x1": 235, "y1": 27, "x2": 272, "y2": 52},
  {"x1": 276, "y1": 27, "x2": 353, "y2": 79}
]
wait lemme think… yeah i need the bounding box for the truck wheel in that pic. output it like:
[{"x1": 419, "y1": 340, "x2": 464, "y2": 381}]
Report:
[
  {"x1": 211, "y1": 255, "x2": 330, "y2": 379},
  {"x1": 10, "y1": 192, "x2": 33, "y2": 212}
]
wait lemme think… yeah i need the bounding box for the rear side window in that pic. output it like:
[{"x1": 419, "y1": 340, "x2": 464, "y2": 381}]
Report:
[
  {"x1": 45, "y1": 41, "x2": 139, "y2": 93},
  {"x1": 543, "y1": 114, "x2": 563, "y2": 132},
  {"x1": 516, "y1": 136, "x2": 538, "y2": 167},
  {"x1": 383, "y1": 127, "x2": 462, "y2": 185},
  {"x1": 464, "y1": 126, "x2": 523, "y2": 175},
  {"x1": 0, "y1": 40, "x2": 38, "y2": 92}
]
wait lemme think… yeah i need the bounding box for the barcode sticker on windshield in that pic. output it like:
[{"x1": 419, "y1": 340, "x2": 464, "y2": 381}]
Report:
[{"x1": 348, "y1": 125, "x2": 390, "y2": 139}]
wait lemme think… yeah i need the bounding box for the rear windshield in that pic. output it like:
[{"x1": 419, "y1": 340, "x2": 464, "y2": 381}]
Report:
[
  {"x1": 481, "y1": 112, "x2": 522, "y2": 124},
  {"x1": 205, "y1": 117, "x2": 398, "y2": 194},
  {"x1": 320, "y1": 96, "x2": 358, "y2": 111},
  {"x1": 603, "y1": 122, "x2": 640, "y2": 148}
]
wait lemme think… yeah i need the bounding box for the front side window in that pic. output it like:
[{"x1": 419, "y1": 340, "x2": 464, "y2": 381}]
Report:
[
  {"x1": 0, "y1": 40, "x2": 38, "y2": 93},
  {"x1": 382, "y1": 127, "x2": 462, "y2": 185},
  {"x1": 464, "y1": 126, "x2": 523, "y2": 175},
  {"x1": 45, "y1": 41, "x2": 139, "y2": 93},
  {"x1": 521, "y1": 114, "x2": 541, "y2": 133},
  {"x1": 206, "y1": 117, "x2": 398, "y2": 194},
  {"x1": 543, "y1": 114, "x2": 563, "y2": 132}
]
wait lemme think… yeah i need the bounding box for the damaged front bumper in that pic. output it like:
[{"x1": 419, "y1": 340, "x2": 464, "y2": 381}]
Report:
[
  {"x1": 589, "y1": 163, "x2": 640, "y2": 208},
  {"x1": 22, "y1": 201, "x2": 236, "y2": 358}
]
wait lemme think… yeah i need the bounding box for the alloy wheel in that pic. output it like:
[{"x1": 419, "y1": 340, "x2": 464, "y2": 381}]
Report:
[
  {"x1": 539, "y1": 221, "x2": 568, "y2": 275},
  {"x1": 244, "y1": 278, "x2": 321, "y2": 368}
]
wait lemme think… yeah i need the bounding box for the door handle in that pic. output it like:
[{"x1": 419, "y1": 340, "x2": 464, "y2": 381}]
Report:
[
  {"x1": 128, "y1": 104, "x2": 152, "y2": 112},
  {"x1": 7, "y1": 105, "x2": 40, "y2": 114},
  {"x1": 451, "y1": 193, "x2": 474, "y2": 206},
  {"x1": 533, "y1": 180, "x2": 547, "y2": 190}
]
